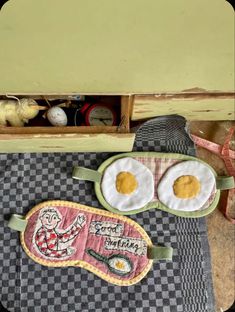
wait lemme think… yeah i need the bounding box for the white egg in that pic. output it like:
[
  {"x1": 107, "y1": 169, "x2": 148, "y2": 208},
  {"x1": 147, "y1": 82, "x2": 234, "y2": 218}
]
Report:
[
  {"x1": 47, "y1": 107, "x2": 67, "y2": 126},
  {"x1": 157, "y1": 160, "x2": 216, "y2": 212},
  {"x1": 101, "y1": 157, "x2": 154, "y2": 212}
]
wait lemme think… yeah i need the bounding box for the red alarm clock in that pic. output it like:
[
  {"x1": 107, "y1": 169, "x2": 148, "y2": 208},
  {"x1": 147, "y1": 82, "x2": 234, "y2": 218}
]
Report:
[{"x1": 82, "y1": 104, "x2": 117, "y2": 126}]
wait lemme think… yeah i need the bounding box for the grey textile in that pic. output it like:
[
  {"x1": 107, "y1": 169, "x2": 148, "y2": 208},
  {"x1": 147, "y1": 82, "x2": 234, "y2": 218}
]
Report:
[{"x1": 0, "y1": 115, "x2": 215, "y2": 312}]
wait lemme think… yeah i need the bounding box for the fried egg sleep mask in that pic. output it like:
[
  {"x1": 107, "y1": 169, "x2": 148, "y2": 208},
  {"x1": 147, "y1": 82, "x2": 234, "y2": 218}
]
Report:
[
  {"x1": 72, "y1": 152, "x2": 235, "y2": 218},
  {"x1": 8, "y1": 200, "x2": 173, "y2": 286}
]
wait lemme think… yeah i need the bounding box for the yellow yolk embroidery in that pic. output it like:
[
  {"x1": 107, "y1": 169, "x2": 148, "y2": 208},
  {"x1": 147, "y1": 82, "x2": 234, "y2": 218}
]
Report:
[
  {"x1": 115, "y1": 261, "x2": 125, "y2": 270},
  {"x1": 173, "y1": 175, "x2": 201, "y2": 199},
  {"x1": 116, "y1": 172, "x2": 138, "y2": 195}
]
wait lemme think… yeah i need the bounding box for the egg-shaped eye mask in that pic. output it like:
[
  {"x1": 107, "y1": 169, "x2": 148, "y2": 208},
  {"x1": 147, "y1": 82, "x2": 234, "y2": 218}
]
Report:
[
  {"x1": 72, "y1": 152, "x2": 235, "y2": 218},
  {"x1": 8, "y1": 200, "x2": 173, "y2": 286}
]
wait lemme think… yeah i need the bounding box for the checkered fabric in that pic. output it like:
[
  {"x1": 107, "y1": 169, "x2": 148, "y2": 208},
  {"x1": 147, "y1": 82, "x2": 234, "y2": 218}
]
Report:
[
  {"x1": 133, "y1": 115, "x2": 195, "y2": 156},
  {"x1": 0, "y1": 115, "x2": 215, "y2": 312}
]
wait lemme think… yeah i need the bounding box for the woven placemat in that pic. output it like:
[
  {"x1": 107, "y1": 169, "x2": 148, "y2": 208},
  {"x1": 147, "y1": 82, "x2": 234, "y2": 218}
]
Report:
[{"x1": 0, "y1": 115, "x2": 215, "y2": 312}]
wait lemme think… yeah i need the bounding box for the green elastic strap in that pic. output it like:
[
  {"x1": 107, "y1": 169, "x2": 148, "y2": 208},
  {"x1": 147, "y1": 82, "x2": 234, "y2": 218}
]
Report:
[
  {"x1": 148, "y1": 246, "x2": 173, "y2": 261},
  {"x1": 216, "y1": 176, "x2": 235, "y2": 190},
  {"x1": 72, "y1": 167, "x2": 102, "y2": 183},
  {"x1": 8, "y1": 214, "x2": 27, "y2": 232}
]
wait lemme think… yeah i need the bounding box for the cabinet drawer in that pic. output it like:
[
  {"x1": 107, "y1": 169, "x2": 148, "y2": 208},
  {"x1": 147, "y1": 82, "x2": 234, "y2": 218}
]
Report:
[
  {"x1": 0, "y1": 96, "x2": 135, "y2": 153},
  {"x1": 132, "y1": 93, "x2": 235, "y2": 121}
]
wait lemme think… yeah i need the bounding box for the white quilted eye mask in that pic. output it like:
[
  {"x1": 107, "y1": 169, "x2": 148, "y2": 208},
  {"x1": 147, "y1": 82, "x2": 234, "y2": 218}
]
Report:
[{"x1": 73, "y1": 152, "x2": 234, "y2": 218}]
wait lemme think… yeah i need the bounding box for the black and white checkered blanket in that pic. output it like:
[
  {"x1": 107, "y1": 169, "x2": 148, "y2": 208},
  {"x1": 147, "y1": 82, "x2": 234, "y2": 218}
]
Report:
[{"x1": 0, "y1": 115, "x2": 215, "y2": 312}]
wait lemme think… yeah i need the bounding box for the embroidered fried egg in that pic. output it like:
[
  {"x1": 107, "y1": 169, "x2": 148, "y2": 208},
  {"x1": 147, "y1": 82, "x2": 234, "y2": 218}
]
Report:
[
  {"x1": 109, "y1": 257, "x2": 132, "y2": 275},
  {"x1": 101, "y1": 157, "x2": 154, "y2": 211},
  {"x1": 157, "y1": 160, "x2": 216, "y2": 211}
]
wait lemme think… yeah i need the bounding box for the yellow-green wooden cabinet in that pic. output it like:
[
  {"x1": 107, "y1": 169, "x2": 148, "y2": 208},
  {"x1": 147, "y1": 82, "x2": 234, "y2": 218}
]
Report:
[{"x1": 0, "y1": 0, "x2": 234, "y2": 152}]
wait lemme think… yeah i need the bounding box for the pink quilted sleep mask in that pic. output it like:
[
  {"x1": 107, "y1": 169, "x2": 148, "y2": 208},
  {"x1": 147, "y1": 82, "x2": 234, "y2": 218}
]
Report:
[{"x1": 8, "y1": 200, "x2": 173, "y2": 286}]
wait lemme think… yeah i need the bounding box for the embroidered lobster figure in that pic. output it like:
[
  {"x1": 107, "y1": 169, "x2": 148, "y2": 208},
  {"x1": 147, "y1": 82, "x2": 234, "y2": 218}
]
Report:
[{"x1": 33, "y1": 207, "x2": 86, "y2": 259}]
